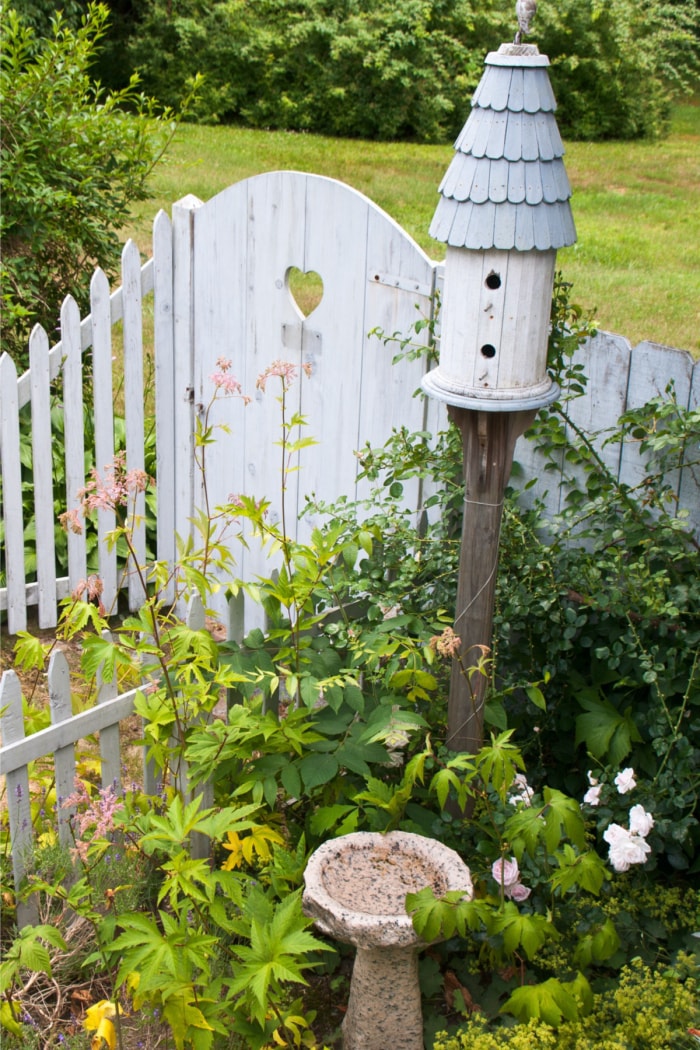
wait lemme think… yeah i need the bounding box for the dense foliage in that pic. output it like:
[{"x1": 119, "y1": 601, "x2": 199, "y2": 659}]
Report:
[
  {"x1": 53, "y1": 0, "x2": 700, "y2": 142},
  {"x1": 0, "y1": 3, "x2": 175, "y2": 369},
  {"x1": 1, "y1": 291, "x2": 698, "y2": 1045}
]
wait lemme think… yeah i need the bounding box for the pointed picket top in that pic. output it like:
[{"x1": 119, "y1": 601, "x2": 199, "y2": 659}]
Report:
[{"x1": 430, "y1": 43, "x2": 576, "y2": 251}]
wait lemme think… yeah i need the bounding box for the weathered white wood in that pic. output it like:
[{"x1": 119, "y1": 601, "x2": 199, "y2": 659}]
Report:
[
  {"x1": 618, "y1": 341, "x2": 693, "y2": 504},
  {"x1": 678, "y1": 361, "x2": 700, "y2": 542},
  {"x1": 0, "y1": 686, "x2": 141, "y2": 775},
  {"x1": 153, "y1": 209, "x2": 176, "y2": 604},
  {"x1": 96, "y1": 630, "x2": 121, "y2": 791},
  {"x1": 48, "y1": 650, "x2": 76, "y2": 847},
  {"x1": 0, "y1": 352, "x2": 27, "y2": 633},
  {"x1": 91, "y1": 268, "x2": 118, "y2": 611},
  {"x1": 122, "y1": 240, "x2": 146, "y2": 610},
  {"x1": 16, "y1": 259, "x2": 155, "y2": 412},
  {"x1": 172, "y1": 196, "x2": 203, "y2": 610},
  {"x1": 431, "y1": 247, "x2": 555, "y2": 402},
  {"x1": 355, "y1": 201, "x2": 438, "y2": 515},
  {"x1": 61, "y1": 296, "x2": 88, "y2": 592},
  {"x1": 29, "y1": 326, "x2": 58, "y2": 628},
  {"x1": 0, "y1": 669, "x2": 37, "y2": 927},
  {"x1": 514, "y1": 331, "x2": 632, "y2": 519}
]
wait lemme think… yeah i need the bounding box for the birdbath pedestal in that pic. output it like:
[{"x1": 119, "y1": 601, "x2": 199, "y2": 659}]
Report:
[{"x1": 302, "y1": 831, "x2": 473, "y2": 1050}]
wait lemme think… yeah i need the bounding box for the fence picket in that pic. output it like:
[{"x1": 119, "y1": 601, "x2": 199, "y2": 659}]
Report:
[
  {"x1": 679, "y1": 363, "x2": 700, "y2": 542},
  {"x1": 91, "y1": 267, "x2": 119, "y2": 612},
  {"x1": 122, "y1": 240, "x2": 146, "y2": 611},
  {"x1": 153, "y1": 209, "x2": 176, "y2": 605},
  {"x1": 0, "y1": 352, "x2": 26, "y2": 633},
  {"x1": 96, "y1": 630, "x2": 122, "y2": 792},
  {"x1": 48, "y1": 650, "x2": 77, "y2": 847},
  {"x1": 61, "y1": 295, "x2": 88, "y2": 593},
  {"x1": 29, "y1": 326, "x2": 58, "y2": 629},
  {"x1": 0, "y1": 670, "x2": 37, "y2": 928}
]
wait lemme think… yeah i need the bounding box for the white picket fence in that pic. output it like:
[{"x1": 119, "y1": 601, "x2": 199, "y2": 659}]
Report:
[{"x1": 1, "y1": 173, "x2": 699, "y2": 924}]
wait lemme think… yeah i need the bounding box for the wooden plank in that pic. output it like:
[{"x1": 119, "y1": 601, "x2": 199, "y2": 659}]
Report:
[
  {"x1": 0, "y1": 670, "x2": 37, "y2": 927},
  {"x1": 355, "y1": 192, "x2": 437, "y2": 518},
  {"x1": 153, "y1": 209, "x2": 176, "y2": 604},
  {"x1": 48, "y1": 650, "x2": 77, "y2": 848},
  {"x1": 172, "y1": 196, "x2": 203, "y2": 615},
  {"x1": 0, "y1": 683, "x2": 140, "y2": 775},
  {"x1": 0, "y1": 576, "x2": 72, "y2": 615},
  {"x1": 0, "y1": 352, "x2": 27, "y2": 633},
  {"x1": 618, "y1": 341, "x2": 693, "y2": 502},
  {"x1": 29, "y1": 326, "x2": 58, "y2": 628},
  {"x1": 122, "y1": 240, "x2": 146, "y2": 610},
  {"x1": 96, "y1": 630, "x2": 121, "y2": 791},
  {"x1": 678, "y1": 361, "x2": 700, "y2": 543},
  {"x1": 62, "y1": 296, "x2": 88, "y2": 592},
  {"x1": 296, "y1": 175, "x2": 371, "y2": 531},
  {"x1": 91, "y1": 268, "x2": 118, "y2": 612},
  {"x1": 514, "y1": 331, "x2": 632, "y2": 519}
]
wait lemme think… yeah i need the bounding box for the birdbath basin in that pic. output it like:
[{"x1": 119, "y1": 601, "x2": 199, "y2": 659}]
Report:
[{"x1": 302, "y1": 831, "x2": 473, "y2": 1049}]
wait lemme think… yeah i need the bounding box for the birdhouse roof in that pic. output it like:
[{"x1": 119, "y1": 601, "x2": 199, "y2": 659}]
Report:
[{"x1": 430, "y1": 44, "x2": 576, "y2": 251}]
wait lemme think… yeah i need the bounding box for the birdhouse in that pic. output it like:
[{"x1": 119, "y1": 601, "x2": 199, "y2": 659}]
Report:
[{"x1": 422, "y1": 43, "x2": 576, "y2": 411}]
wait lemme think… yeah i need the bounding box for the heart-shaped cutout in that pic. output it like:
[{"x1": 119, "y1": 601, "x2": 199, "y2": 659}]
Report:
[{"x1": 287, "y1": 266, "x2": 324, "y2": 319}]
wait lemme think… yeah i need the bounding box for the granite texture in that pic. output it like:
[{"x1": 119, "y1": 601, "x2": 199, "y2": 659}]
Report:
[{"x1": 303, "y1": 831, "x2": 473, "y2": 1049}]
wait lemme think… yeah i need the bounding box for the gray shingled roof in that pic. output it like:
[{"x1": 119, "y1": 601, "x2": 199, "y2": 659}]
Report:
[{"x1": 430, "y1": 44, "x2": 576, "y2": 251}]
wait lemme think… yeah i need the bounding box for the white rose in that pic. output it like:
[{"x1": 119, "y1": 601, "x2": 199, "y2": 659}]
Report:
[
  {"x1": 628, "y1": 804, "x2": 654, "y2": 838},
  {"x1": 583, "y1": 784, "x2": 602, "y2": 807},
  {"x1": 604, "y1": 823, "x2": 651, "y2": 872},
  {"x1": 614, "y1": 767, "x2": 637, "y2": 794}
]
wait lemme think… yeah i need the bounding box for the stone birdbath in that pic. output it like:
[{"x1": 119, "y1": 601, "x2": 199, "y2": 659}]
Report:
[{"x1": 302, "y1": 830, "x2": 473, "y2": 1049}]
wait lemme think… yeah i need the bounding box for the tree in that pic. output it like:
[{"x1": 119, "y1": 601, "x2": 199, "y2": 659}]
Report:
[{"x1": 0, "y1": 3, "x2": 177, "y2": 369}]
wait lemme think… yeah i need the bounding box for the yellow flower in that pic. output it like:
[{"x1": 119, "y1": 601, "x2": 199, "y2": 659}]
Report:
[
  {"x1": 221, "y1": 825, "x2": 285, "y2": 870},
  {"x1": 83, "y1": 999, "x2": 120, "y2": 1050}
]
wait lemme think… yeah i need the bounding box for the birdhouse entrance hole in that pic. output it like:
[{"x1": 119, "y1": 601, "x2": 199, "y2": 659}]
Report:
[
  {"x1": 287, "y1": 266, "x2": 324, "y2": 318},
  {"x1": 485, "y1": 272, "x2": 502, "y2": 290},
  {"x1": 480, "y1": 344, "x2": 497, "y2": 359}
]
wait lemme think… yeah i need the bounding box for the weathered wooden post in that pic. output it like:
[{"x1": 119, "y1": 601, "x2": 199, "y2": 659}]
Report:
[{"x1": 422, "y1": 40, "x2": 576, "y2": 755}]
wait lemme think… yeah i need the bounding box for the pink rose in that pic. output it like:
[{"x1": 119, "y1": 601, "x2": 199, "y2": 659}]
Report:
[{"x1": 492, "y1": 857, "x2": 520, "y2": 888}]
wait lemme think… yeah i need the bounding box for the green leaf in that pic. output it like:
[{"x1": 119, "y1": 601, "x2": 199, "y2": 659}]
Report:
[
  {"x1": 525, "y1": 685, "x2": 546, "y2": 711},
  {"x1": 298, "y1": 752, "x2": 339, "y2": 791},
  {"x1": 502, "y1": 974, "x2": 590, "y2": 1025},
  {"x1": 575, "y1": 693, "x2": 642, "y2": 765},
  {"x1": 542, "y1": 787, "x2": 586, "y2": 852}
]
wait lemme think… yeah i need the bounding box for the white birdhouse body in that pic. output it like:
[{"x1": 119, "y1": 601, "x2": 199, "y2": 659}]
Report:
[{"x1": 423, "y1": 44, "x2": 576, "y2": 412}]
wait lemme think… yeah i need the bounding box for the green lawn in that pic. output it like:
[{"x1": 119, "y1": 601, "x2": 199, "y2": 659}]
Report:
[{"x1": 125, "y1": 102, "x2": 700, "y2": 355}]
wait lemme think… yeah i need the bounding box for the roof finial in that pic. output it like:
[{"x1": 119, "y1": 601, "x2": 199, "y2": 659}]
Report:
[{"x1": 514, "y1": 0, "x2": 537, "y2": 44}]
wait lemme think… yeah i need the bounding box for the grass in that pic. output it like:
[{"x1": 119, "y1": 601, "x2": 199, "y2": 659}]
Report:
[{"x1": 124, "y1": 101, "x2": 700, "y2": 355}]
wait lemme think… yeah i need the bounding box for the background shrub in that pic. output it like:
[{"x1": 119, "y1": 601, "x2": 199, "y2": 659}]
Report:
[
  {"x1": 100, "y1": 0, "x2": 699, "y2": 141},
  {"x1": 0, "y1": 2, "x2": 174, "y2": 369}
]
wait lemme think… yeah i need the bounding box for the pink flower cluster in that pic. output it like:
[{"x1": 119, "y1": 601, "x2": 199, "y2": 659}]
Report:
[
  {"x1": 256, "y1": 358, "x2": 313, "y2": 392},
  {"x1": 59, "y1": 452, "x2": 151, "y2": 535},
  {"x1": 429, "y1": 626, "x2": 461, "y2": 659},
  {"x1": 209, "y1": 357, "x2": 252, "y2": 403},
  {"x1": 62, "y1": 778, "x2": 124, "y2": 862},
  {"x1": 492, "y1": 857, "x2": 531, "y2": 901}
]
